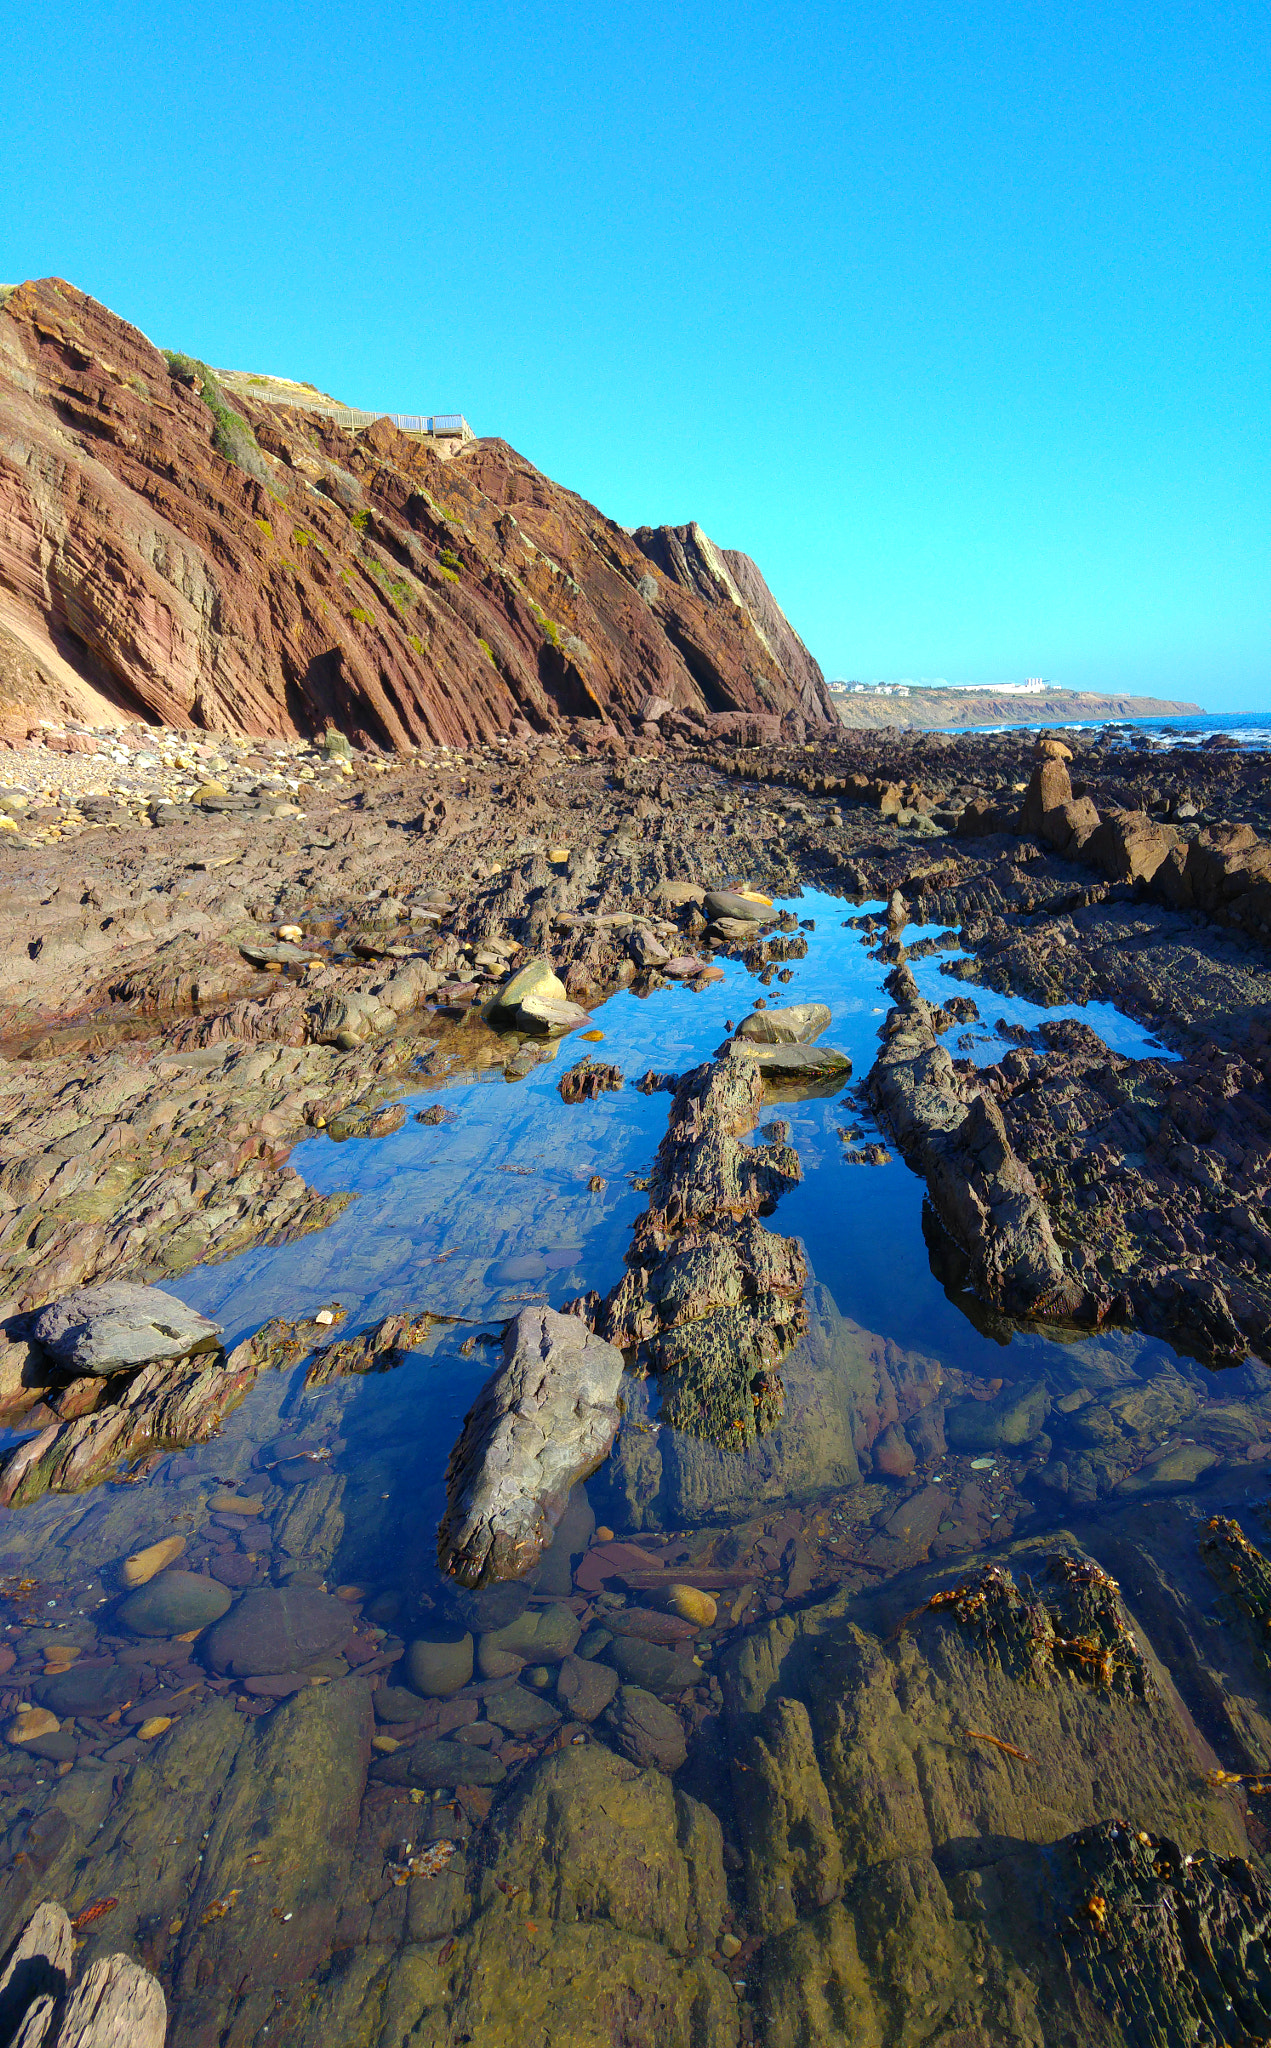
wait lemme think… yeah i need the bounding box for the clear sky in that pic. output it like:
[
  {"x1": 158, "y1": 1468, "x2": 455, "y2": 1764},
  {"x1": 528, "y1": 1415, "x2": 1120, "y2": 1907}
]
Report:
[{"x1": 4, "y1": 0, "x2": 1268, "y2": 706}]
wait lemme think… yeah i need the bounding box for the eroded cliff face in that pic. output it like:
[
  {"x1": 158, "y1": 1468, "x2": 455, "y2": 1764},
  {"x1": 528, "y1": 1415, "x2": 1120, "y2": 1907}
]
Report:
[
  {"x1": 0, "y1": 278, "x2": 830, "y2": 748},
  {"x1": 630, "y1": 519, "x2": 835, "y2": 724}
]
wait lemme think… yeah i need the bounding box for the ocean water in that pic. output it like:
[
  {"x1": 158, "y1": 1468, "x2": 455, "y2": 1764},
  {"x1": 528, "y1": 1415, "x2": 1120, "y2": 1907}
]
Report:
[{"x1": 945, "y1": 709, "x2": 1271, "y2": 747}]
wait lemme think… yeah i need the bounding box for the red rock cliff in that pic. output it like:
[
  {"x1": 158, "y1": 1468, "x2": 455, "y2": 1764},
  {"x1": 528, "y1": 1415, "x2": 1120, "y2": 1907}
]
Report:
[{"x1": 0, "y1": 278, "x2": 831, "y2": 748}]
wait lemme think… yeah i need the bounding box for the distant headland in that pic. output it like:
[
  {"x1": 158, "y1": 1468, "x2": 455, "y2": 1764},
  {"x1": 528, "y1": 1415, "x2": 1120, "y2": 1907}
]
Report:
[{"x1": 828, "y1": 679, "x2": 1204, "y2": 730}]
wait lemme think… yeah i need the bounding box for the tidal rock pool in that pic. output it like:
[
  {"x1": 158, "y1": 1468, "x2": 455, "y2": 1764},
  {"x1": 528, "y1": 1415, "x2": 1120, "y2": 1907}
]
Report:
[{"x1": 2, "y1": 891, "x2": 1268, "y2": 2047}]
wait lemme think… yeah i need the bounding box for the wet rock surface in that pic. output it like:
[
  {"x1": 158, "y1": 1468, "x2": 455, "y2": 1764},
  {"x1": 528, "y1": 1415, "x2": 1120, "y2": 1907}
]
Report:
[
  {"x1": 0, "y1": 679, "x2": 1271, "y2": 2043},
  {"x1": 437, "y1": 1307, "x2": 624, "y2": 1586}
]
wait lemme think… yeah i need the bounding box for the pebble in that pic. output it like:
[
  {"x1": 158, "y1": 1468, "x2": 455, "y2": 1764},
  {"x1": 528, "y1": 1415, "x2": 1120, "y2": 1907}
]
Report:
[
  {"x1": 121, "y1": 1535, "x2": 187, "y2": 1587},
  {"x1": 7, "y1": 1708, "x2": 58, "y2": 1745},
  {"x1": 662, "y1": 1584, "x2": 717, "y2": 1628}
]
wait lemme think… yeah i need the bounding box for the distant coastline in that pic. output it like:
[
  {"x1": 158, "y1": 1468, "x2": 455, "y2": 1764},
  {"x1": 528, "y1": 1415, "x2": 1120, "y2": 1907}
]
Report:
[{"x1": 831, "y1": 685, "x2": 1203, "y2": 731}]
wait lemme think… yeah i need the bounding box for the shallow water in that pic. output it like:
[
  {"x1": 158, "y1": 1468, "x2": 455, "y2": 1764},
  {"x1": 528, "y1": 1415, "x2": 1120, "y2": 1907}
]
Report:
[{"x1": 0, "y1": 886, "x2": 1252, "y2": 2038}]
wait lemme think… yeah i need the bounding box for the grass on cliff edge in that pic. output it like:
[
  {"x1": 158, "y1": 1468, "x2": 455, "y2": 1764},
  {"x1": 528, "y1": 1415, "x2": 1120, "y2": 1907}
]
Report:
[{"x1": 163, "y1": 350, "x2": 273, "y2": 488}]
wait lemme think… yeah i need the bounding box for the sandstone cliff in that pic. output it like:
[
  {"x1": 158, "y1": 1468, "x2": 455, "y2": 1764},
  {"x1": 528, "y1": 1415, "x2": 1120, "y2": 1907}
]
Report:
[
  {"x1": 630, "y1": 519, "x2": 834, "y2": 723},
  {"x1": 0, "y1": 278, "x2": 830, "y2": 748}
]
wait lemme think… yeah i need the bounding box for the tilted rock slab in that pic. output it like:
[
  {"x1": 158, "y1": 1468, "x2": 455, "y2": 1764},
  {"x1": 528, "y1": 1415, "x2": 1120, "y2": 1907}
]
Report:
[
  {"x1": 867, "y1": 964, "x2": 1085, "y2": 1321},
  {"x1": 0, "y1": 1346, "x2": 261, "y2": 1507},
  {"x1": 438, "y1": 1307, "x2": 624, "y2": 1587},
  {"x1": 0, "y1": 1902, "x2": 166, "y2": 2048},
  {"x1": 602, "y1": 1056, "x2": 808, "y2": 1448}
]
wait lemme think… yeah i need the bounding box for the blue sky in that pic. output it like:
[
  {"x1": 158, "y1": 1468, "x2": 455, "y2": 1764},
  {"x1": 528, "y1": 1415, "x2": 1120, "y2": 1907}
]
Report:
[{"x1": 5, "y1": 0, "x2": 1268, "y2": 706}]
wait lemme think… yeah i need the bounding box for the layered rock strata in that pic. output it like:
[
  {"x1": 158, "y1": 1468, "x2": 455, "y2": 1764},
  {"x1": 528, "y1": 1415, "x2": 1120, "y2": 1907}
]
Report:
[{"x1": 0, "y1": 279, "x2": 830, "y2": 746}]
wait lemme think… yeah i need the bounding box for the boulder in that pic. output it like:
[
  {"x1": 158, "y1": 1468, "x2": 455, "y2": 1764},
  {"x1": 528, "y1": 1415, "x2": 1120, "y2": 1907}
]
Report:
[
  {"x1": 488, "y1": 959, "x2": 566, "y2": 1021},
  {"x1": 310, "y1": 990, "x2": 397, "y2": 1049},
  {"x1": 1085, "y1": 809, "x2": 1181, "y2": 886},
  {"x1": 735, "y1": 1002, "x2": 832, "y2": 1045},
  {"x1": 703, "y1": 889, "x2": 771, "y2": 923},
  {"x1": 201, "y1": 1585, "x2": 352, "y2": 1678},
  {"x1": 477, "y1": 1602, "x2": 582, "y2": 1675},
  {"x1": 117, "y1": 1570, "x2": 233, "y2": 1638},
  {"x1": 1021, "y1": 756, "x2": 1073, "y2": 836},
  {"x1": 29, "y1": 1282, "x2": 222, "y2": 1378},
  {"x1": 391, "y1": 1738, "x2": 506, "y2": 1788},
  {"x1": 607, "y1": 1637, "x2": 701, "y2": 1694},
  {"x1": 406, "y1": 1631, "x2": 473, "y2": 1698},
  {"x1": 628, "y1": 927, "x2": 670, "y2": 968},
  {"x1": 36, "y1": 1660, "x2": 134, "y2": 1716},
  {"x1": 483, "y1": 1683, "x2": 561, "y2": 1735},
  {"x1": 516, "y1": 993, "x2": 592, "y2": 1037},
  {"x1": 603, "y1": 1684, "x2": 687, "y2": 1771},
  {"x1": 438, "y1": 1308, "x2": 624, "y2": 1586},
  {"x1": 556, "y1": 1653, "x2": 619, "y2": 1721}
]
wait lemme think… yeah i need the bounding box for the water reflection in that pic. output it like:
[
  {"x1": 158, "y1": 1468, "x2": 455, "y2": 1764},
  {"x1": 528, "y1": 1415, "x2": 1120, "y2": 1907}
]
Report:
[{"x1": 0, "y1": 888, "x2": 1252, "y2": 2045}]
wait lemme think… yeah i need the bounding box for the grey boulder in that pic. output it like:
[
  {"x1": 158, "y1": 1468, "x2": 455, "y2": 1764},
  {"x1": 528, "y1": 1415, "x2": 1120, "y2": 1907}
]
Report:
[
  {"x1": 727, "y1": 1041, "x2": 851, "y2": 1080},
  {"x1": 735, "y1": 1001, "x2": 832, "y2": 1045},
  {"x1": 703, "y1": 890, "x2": 771, "y2": 923},
  {"x1": 437, "y1": 1306, "x2": 624, "y2": 1587},
  {"x1": 30, "y1": 1282, "x2": 223, "y2": 1378}
]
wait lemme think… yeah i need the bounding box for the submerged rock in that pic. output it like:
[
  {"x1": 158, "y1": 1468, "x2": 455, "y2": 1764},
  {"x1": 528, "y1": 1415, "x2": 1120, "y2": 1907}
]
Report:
[
  {"x1": 120, "y1": 1533, "x2": 187, "y2": 1587},
  {"x1": 117, "y1": 1569, "x2": 233, "y2": 1638},
  {"x1": 201, "y1": 1586, "x2": 352, "y2": 1678},
  {"x1": 604, "y1": 1684, "x2": 688, "y2": 1771},
  {"x1": 357, "y1": 1742, "x2": 732, "y2": 2043},
  {"x1": 602, "y1": 1057, "x2": 808, "y2": 1449},
  {"x1": 556, "y1": 1653, "x2": 619, "y2": 1721},
  {"x1": 437, "y1": 1307, "x2": 625, "y2": 1586},
  {"x1": 30, "y1": 1281, "x2": 222, "y2": 1377},
  {"x1": 406, "y1": 1630, "x2": 474, "y2": 1698}
]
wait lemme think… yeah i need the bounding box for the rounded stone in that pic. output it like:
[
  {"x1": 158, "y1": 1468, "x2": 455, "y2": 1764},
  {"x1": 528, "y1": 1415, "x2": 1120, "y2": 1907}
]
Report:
[
  {"x1": 376, "y1": 1739, "x2": 506, "y2": 1789},
  {"x1": 478, "y1": 1603, "x2": 580, "y2": 1669},
  {"x1": 373, "y1": 1685, "x2": 428, "y2": 1724},
  {"x1": 30, "y1": 1281, "x2": 222, "y2": 1377},
  {"x1": 406, "y1": 1631, "x2": 473, "y2": 1698},
  {"x1": 556, "y1": 1653, "x2": 619, "y2": 1722},
  {"x1": 482, "y1": 1683, "x2": 561, "y2": 1734},
  {"x1": 200, "y1": 1586, "x2": 352, "y2": 1679},
  {"x1": 36, "y1": 1661, "x2": 134, "y2": 1716},
  {"x1": 121, "y1": 1535, "x2": 187, "y2": 1588},
  {"x1": 117, "y1": 1570, "x2": 233, "y2": 1639},
  {"x1": 607, "y1": 1636, "x2": 700, "y2": 1695},
  {"x1": 704, "y1": 889, "x2": 771, "y2": 923},
  {"x1": 7, "y1": 1707, "x2": 59, "y2": 1745},
  {"x1": 662, "y1": 1584, "x2": 718, "y2": 1628}
]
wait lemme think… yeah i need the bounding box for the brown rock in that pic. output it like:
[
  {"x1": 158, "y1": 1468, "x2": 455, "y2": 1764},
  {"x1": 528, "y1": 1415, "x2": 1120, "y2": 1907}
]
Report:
[{"x1": 0, "y1": 280, "x2": 832, "y2": 745}]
